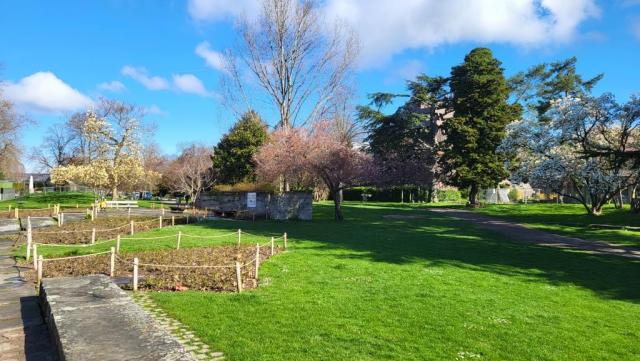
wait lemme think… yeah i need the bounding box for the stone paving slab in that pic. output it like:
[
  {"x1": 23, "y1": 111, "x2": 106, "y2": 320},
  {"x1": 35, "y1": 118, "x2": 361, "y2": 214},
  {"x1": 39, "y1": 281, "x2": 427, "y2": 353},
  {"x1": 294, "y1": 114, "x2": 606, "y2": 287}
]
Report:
[
  {"x1": 0, "y1": 219, "x2": 20, "y2": 234},
  {"x1": 429, "y1": 208, "x2": 640, "y2": 259},
  {"x1": 41, "y1": 275, "x2": 196, "y2": 361}
]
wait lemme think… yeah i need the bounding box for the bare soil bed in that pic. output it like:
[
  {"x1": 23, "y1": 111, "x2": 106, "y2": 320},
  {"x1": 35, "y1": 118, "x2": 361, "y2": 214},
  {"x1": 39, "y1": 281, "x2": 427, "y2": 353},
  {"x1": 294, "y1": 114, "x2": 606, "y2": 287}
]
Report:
[
  {"x1": 21, "y1": 245, "x2": 282, "y2": 292},
  {"x1": 29, "y1": 216, "x2": 189, "y2": 245}
]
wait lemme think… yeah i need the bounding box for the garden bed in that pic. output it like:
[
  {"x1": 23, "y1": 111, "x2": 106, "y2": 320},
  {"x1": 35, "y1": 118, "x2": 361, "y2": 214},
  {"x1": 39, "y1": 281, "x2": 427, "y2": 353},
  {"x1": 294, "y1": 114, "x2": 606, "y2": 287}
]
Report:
[{"x1": 22, "y1": 245, "x2": 281, "y2": 292}]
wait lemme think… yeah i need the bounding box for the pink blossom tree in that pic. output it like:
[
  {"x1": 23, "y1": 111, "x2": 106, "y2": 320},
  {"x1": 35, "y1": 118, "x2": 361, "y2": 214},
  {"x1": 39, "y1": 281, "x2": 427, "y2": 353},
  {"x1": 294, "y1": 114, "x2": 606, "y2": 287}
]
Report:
[{"x1": 254, "y1": 122, "x2": 373, "y2": 220}]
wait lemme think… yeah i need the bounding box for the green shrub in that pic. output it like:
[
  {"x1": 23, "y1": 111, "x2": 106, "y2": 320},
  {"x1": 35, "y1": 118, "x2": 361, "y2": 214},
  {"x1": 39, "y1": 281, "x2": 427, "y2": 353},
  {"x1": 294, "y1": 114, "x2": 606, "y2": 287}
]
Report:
[{"x1": 436, "y1": 188, "x2": 462, "y2": 202}]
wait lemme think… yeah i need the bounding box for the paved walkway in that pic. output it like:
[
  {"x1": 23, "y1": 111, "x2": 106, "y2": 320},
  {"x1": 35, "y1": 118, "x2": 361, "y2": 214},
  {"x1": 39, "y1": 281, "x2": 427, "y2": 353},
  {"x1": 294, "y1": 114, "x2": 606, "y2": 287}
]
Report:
[
  {"x1": 0, "y1": 238, "x2": 57, "y2": 361},
  {"x1": 429, "y1": 208, "x2": 640, "y2": 259}
]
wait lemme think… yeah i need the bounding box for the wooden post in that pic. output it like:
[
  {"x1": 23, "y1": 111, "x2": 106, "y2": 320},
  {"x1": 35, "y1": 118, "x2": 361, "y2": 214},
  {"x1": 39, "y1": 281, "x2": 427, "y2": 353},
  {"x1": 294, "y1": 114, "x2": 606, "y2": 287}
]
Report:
[
  {"x1": 76, "y1": 203, "x2": 79, "y2": 208},
  {"x1": 284, "y1": 232, "x2": 288, "y2": 250},
  {"x1": 116, "y1": 235, "x2": 121, "y2": 253},
  {"x1": 186, "y1": 215, "x2": 190, "y2": 224},
  {"x1": 159, "y1": 216, "x2": 163, "y2": 228},
  {"x1": 90, "y1": 208, "x2": 94, "y2": 221},
  {"x1": 176, "y1": 231, "x2": 182, "y2": 250},
  {"x1": 26, "y1": 232, "x2": 32, "y2": 261},
  {"x1": 171, "y1": 216, "x2": 175, "y2": 226},
  {"x1": 255, "y1": 243, "x2": 260, "y2": 279},
  {"x1": 37, "y1": 256, "x2": 43, "y2": 288},
  {"x1": 162, "y1": 208, "x2": 165, "y2": 216},
  {"x1": 32, "y1": 244, "x2": 38, "y2": 270},
  {"x1": 270, "y1": 237, "x2": 275, "y2": 256},
  {"x1": 237, "y1": 229, "x2": 242, "y2": 245},
  {"x1": 57, "y1": 214, "x2": 61, "y2": 227},
  {"x1": 128, "y1": 207, "x2": 131, "y2": 219},
  {"x1": 91, "y1": 228, "x2": 96, "y2": 244},
  {"x1": 14, "y1": 207, "x2": 18, "y2": 219},
  {"x1": 110, "y1": 247, "x2": 116, "y2": 277},
  {"x1": 130, "y1": 221, "x2": 134, "y2": 235},
  {"x1": 133, "y1": 258, "x2": 139, "y2": 291},
  {"x1": 235, "y1": 262, "x2": 242, "y2": 293}
]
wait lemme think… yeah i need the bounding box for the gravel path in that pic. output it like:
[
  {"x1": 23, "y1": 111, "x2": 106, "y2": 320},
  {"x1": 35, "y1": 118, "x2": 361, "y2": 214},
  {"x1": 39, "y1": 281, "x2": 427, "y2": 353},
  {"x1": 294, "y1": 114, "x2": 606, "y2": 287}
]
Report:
[{"x1": 428, "y1": 208, "x2": 640, "y2": 259}]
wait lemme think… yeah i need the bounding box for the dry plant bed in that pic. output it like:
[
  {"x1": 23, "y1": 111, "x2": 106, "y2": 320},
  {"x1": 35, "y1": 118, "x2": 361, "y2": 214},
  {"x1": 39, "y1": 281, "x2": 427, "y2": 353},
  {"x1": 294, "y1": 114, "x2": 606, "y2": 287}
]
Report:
[
  {"x1": 30, "y1": 216, "x2": 188, "y2": 245},
  {"x1": 22, "y1": 245, "x2": 282, "y2": 292}
]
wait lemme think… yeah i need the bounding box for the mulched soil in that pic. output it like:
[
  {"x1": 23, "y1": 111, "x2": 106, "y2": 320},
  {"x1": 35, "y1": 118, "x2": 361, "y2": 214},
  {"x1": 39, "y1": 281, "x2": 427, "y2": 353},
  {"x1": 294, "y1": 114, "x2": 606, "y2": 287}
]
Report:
[
  {"x1": 27, "y1": 216, "x2": 190, "y2": 245},
  {"x1": 1, "y1": 209, "x2": 56, "y2": 219},
  {"x1": 21, "y1": 245, "x2": 282, "y2": 292}
]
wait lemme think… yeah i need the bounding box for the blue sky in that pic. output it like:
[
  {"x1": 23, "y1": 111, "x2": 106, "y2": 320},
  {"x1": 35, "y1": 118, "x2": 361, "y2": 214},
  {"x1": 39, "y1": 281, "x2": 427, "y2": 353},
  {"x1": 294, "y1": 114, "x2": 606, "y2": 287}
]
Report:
[{"x1": 1, "y1": 0, "x2": 639, "y2": 171}]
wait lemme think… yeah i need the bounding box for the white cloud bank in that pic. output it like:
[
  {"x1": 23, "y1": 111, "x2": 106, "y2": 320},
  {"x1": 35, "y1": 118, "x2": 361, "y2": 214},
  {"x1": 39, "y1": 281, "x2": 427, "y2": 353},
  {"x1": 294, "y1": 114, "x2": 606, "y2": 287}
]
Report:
[
  {"x1": 195, "y1": 41, "x2": 227, "y2": 72},
  {"x1": 121, "y1": 65, "x2": 170, "y2": 90},
  {"x1": 98, "y1": 80, "x2": 126, "y2": 92},
  {"x1": 188, "y1": 0, "x2": 599, "y2": 65},
  {"x1": 2, "y1": 72, "x2": 92, "y2": 113},
  {"x1": 172, "y1": 73, "x2": 214, "y2": 97}
]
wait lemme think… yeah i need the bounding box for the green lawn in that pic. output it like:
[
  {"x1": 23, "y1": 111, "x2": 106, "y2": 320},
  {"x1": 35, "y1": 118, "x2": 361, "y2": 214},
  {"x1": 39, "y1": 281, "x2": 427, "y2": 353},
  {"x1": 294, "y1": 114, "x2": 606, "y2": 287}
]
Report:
[
  {"x1": 21, "y1": 202, "x2": 640, "y2": 360},
  {"x1": 0, "y1": 192, "x2": 96, "y2": 209},
  {"x1": 439, "y1": 203, "x2": 640, "y2": 248}
]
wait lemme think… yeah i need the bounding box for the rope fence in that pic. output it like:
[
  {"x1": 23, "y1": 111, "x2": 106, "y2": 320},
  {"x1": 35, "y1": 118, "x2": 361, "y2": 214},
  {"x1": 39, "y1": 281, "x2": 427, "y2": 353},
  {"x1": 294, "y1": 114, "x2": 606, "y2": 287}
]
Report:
[{"x1": 32, "y1": 230, "x2": 289, "y2": 293}]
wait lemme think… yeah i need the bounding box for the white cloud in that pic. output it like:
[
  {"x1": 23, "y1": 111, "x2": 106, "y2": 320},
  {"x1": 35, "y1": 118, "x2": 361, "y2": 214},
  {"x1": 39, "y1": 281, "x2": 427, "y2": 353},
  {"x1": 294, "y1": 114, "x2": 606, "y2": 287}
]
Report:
[
  {"x1": 121, "y1": 65, "x2": 170, "y2": 90},
  {"x1": 195, "y1": 41, "x2": 227, "y2": 72},
  {"x1": 98, "y1": 80, "x2": 126, "y2": 92},
  {"x1": 172, "y1": 73, "x2": 213, "y2": 97},
  {"x1": 2, "y1": 72, "x2": 92, "y2": 113},
  {"x1": 188, "y1": 0, "x2": 260, "y2": 22},
  {"x1": 189, "y1": 0, "x2": 600, "y2": 67}
]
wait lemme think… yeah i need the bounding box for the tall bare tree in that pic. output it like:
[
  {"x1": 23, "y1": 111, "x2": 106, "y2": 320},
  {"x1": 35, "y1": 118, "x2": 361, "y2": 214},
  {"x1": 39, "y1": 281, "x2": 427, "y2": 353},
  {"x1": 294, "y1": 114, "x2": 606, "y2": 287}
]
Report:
[
  {"x1": 223, "y1": 0, "x2": 359, "y2": 127},
  {"x1": 30, "y1": 123, "x2": 76, "y2": 170},
  {"x1": 165, "y1": 144, "x2": 216, "y2": 205},
  {"x1": 0, "y1": 78, "x2": 25, "y2": 180}
]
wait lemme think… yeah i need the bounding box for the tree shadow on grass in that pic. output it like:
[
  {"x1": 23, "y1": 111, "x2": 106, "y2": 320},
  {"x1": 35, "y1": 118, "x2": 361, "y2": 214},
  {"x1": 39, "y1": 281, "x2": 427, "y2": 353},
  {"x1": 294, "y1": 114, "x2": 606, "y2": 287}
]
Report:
[{"x1": 187, "y1": 202, "x2": 640, "y2": 303}]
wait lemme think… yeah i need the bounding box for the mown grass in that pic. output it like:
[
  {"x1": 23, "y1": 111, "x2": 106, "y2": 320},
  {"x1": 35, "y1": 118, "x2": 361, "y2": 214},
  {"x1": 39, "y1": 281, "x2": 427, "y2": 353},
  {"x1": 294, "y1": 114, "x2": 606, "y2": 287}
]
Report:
[
  {"x1": 19, "y1": 202, "x2": 640, "y2": 359},
  {"x1": 429, "y1": 203, "x2": 640, "y2": 247},
  {"x1": 0, "y1": 192, "x2": 96, "y2": 209}
]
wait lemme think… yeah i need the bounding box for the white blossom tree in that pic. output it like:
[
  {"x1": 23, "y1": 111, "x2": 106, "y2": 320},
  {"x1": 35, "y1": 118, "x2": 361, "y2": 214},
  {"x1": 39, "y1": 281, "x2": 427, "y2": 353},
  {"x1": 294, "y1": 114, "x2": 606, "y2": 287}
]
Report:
[{"x1": 501, "y1": 93, "x2": 640, "y2": 215}]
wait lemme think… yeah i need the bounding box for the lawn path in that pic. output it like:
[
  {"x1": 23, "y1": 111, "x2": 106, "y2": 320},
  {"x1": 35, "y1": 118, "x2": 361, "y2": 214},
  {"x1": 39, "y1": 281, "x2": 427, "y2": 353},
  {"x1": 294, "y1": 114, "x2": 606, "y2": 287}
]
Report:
[
  {"x1": 429, "y1": 208, "x2": 640, "y2": 259},
  {"x1": 0, "y1": 238, "x2": 57, "y2": 360}
]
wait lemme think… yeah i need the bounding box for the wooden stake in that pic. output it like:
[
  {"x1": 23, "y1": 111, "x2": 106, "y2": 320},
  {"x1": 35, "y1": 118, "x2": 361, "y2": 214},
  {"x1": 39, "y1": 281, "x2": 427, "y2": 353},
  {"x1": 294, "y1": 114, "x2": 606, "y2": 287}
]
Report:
[
  {"x1": 57, "y1": 214, "x2": 61, "y2": 227},
  {"x1": 60, "y1": 212, "x2": 64, "y2": 226},
  {"x1": 91, "y1": 228, "x2": 96, "y2": 244},
  {"x1": 37, "y1": 256, "x2": 43, "y2": 288},
  {"x1": 130, "y1": 220, "x2": 134, "y2": 235},
  {"x1": 159, "y1": 216, "x2": 163, "y2": 228},
  {"x1": 284, "y1": 232, "x2": 288, "y2": 250},
  {"x1": 255, "y1": 243, "x2": 260, "y2": 279},
  {"x1": 270, "y1": 237, "x2": 275, "y2": 256},
  {"x1": 14, "y1": 207, "x2": 18, "y2": 219},
  {"x1": 110, "y1": 247, "x2": 115, "y2": 277},
  {"x1": 128, "y1": 207, "x2": 131, "y2": 219},
  {"x1": 26, "y1": 229, "x2": 32, "y2": 261},
  {"x1": 133, "y1": 257, "x2": 139, "y2": 291},
  {"x1": 32, "y1": 244, "x2": 38, "y2": 270},
  {"x1": 235, "y1": 262, "x2": 242, "y2": 293},
  {"x1": 162, "y1": 208, "x2": 165, "y2": 216},
  {"x1": 116, "y1": 235, "x2": 121, "y2": 253},
  {"x1": 186, "y1": 215, "x2": 190, "y2": 224},
  {"x1": 176, "y1": 231, "x2": 182, "y2": 250},
  {"x1": 171, "y1": 216, "x2": 175, "y2": 226},
  {"x1": 237, "y1": 229, "x2": 241, "y2": 245}
]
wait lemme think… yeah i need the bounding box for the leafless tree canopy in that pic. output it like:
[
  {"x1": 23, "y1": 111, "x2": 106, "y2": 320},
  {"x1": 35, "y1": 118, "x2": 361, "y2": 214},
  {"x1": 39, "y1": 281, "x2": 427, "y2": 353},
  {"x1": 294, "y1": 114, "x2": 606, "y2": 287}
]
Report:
[
  {"x1": 165, "y1": 144, "x2": 216, "y2": 204},
  {"x1": 0, "y1": 82, "x2": 26, "y2": 179},
  {"x1": 224, "y1": 0, "x2": 359, "y2": 127}
]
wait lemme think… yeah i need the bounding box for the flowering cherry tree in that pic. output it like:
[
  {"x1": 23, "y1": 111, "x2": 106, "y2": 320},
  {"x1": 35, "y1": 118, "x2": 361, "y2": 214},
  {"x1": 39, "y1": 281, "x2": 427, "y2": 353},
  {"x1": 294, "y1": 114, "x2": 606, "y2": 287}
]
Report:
[
  {"x1": 501, "y1": 93, "x2": 640, "y2": 215},
  {"x1": 254, "y1": 122, "x2": 373, "y2": 220}
]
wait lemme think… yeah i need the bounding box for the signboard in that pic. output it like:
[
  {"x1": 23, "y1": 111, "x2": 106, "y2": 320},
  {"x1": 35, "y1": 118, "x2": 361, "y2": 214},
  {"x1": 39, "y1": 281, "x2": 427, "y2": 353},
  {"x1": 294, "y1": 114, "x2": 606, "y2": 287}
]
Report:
[{"x1": 247, "y1": 192, "x2": 257, "y2": 208}]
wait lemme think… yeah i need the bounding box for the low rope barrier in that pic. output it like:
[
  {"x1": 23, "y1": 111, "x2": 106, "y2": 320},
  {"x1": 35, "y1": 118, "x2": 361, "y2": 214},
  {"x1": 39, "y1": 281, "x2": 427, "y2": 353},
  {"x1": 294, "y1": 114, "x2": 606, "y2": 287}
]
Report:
[
  {"x1": 42, "y1": 250, "x2": 112, "y2": 262},
  {"x1": 180, "y1": 232, "x2": 237, "y2": 239}
]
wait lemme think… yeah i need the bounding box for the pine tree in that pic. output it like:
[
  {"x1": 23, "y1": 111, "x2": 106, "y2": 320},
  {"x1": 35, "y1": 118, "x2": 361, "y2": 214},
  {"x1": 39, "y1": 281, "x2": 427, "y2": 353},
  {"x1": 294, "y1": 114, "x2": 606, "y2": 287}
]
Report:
[
  {"x1": 213, "y1": 110, "x2": 268, "y2": 184},
  {"x1": 441, "y1": 48, "x2": 521, "y2": 205}
]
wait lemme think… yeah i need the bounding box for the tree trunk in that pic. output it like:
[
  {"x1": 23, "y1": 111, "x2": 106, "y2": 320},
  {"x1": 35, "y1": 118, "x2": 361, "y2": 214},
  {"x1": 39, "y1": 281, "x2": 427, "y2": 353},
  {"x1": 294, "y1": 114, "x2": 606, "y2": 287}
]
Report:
[
  {"x1": 112, "y1": 187, "x2": 118, "y2": 201},
  {"x1": 333, "y1": 189, "x2": 344, "y2": 221},
  {"x1": 468, "y1": 184, "x2": 479, "y2": 207}
]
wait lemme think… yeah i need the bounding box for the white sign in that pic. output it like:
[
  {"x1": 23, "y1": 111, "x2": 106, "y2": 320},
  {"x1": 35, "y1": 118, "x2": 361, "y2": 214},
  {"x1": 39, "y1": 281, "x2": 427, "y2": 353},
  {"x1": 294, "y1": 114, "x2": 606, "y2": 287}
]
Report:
[{"x1": 247, "y1": 192, "x2": 257, "y2": 208}]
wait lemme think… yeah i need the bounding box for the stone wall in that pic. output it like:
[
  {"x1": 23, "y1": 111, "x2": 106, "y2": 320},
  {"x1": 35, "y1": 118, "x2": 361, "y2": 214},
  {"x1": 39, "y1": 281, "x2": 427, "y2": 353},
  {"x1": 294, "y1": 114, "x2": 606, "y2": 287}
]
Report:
[{"x1": 195, "y1": 192, "x2": 312, "y2": 220}]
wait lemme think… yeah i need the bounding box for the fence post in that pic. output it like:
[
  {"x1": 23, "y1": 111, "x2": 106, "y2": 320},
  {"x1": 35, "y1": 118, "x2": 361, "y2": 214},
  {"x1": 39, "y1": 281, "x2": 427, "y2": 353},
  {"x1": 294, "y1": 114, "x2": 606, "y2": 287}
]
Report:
[
  {"x1": 14, "y1": 207, "x2": 18, "y2": 219},
  {"x1": 26, "y1": 217, "x2": 32, "y2": 260},
  {"x1": 133, "y1": 258, "x2": 139, "y2": 291},
  {"x1": 159, "y1": 216, "x2": 163, "y2": 229},
  {"x1": 61, "y1": 212, "x2": 64, "y2": 226},
  {"x1": 284, "y1": 232, "x2": 288, "y2": 250},
  {"x1": 237, "y1": 229, "x2": 241, "y2": 245},
  {"x1": 176, "y1": 231, "x2": 182, "y2": 250},
  {"x1": 171, "y1": 216, "x2": 175, "y2": 226},
  {"x1": 270, "y1": 237, "x2": 275, "y2": 256},
  {"x1": 32, "y1": 244, "x2": 38, "y2": 270},
  {"x1": 91, "y1": 228, "x2": 96, "y2": 244},
  {"x1": 255, "y1": 243, "x2": 260, "y2": 279},
  {"x1": 57, "y1": 214, "x2": 61, "y2": 227},
  {"x1": 110, "y1": 247, "x2": 115, "y2": 277},
  {"x1": 116, "y1": 235, "x2": 121, "y2": 253},
  {"x1": 162, "y1": 208, "x2": 165, "y2": 216},
  {"x1": 186, "y1": 215, "x2": 190, "y2": 224},
  {"x1": 235, "y1": 262, "x2": 242, "y2": 293},
  {"x1": 37, "y1": 256, "x2": 43, "y2": 289},
  {"x1": 128, "y1": 207, "x2": 131, "y2": 219},
  {"x1": 130, "y1": 220, "x2": 134, "y2": 235}
]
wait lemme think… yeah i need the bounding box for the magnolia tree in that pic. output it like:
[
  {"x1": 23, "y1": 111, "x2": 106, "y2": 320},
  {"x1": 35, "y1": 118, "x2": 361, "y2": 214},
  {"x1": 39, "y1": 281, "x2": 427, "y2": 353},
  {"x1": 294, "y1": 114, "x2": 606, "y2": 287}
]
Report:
[
  {"x1": 51, "y1": 100, "x2": 158, "y2": 199},
  {"x1": 501, "y1": 93, "x2": 640, "y2": 215},
  {"x1": 254, "y1": 122, "x2": 373, "y2": 220}
]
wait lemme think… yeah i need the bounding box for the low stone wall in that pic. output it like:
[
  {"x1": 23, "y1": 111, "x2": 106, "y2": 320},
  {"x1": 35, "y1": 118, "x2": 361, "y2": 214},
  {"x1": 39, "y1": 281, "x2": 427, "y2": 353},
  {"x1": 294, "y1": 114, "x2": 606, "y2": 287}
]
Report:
[
  {"x1": 40, "y1": 275, "x2": 195, "y2": 361},
  {"x1": 196, "y1": 191, "x2": 313, "y2": 220}
]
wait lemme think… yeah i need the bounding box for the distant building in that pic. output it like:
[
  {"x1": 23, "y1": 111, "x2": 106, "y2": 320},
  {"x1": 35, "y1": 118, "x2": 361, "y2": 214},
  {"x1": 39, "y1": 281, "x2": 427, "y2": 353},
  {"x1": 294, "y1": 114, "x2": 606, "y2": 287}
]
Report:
[{"x1": 0, "y1": 180, "x2": 16, "y2": 201}]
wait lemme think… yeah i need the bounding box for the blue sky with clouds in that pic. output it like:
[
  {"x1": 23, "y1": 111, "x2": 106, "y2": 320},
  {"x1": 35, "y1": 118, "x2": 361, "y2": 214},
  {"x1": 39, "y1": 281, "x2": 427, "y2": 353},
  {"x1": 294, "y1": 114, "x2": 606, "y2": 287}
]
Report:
[{"x1": 1, "y1": 0, "x2": 639, "y2": 171}]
